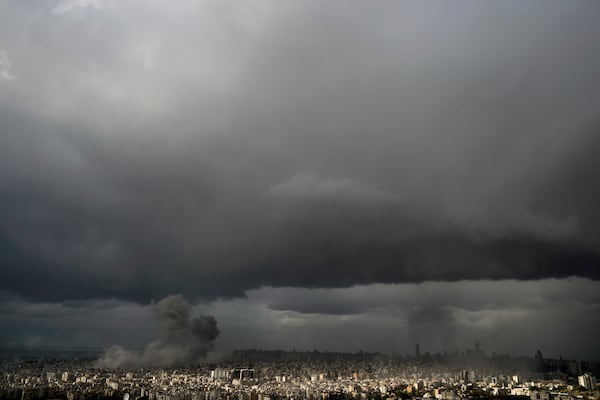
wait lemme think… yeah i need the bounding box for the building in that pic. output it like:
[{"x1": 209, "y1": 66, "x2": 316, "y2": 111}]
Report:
[
  {"x1": 578, "y1": 374, "x2": 597, "y2": 390},
  {"x1": 211, "y1": 369, "x2": 231, "y2": 380}
]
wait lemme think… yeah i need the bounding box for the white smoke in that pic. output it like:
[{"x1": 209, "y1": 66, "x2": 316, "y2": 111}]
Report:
[{"x1": 0, "y1": 50, "x2": 14, "y2": 80}]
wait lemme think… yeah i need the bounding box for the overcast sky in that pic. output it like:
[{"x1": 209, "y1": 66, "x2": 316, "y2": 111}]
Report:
[{"x1": 1, "y1": 0, "x2": 599, "y2": 360}]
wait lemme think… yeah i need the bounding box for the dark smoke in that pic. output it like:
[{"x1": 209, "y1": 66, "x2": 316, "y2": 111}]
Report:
[{"x1": 95, "y1": 294, "x2": 219, "y2": 368}]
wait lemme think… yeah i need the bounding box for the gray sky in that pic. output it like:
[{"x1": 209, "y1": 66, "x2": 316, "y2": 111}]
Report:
[{"x1": 1, "y1": 0, "x2": 599, "y2": 360}]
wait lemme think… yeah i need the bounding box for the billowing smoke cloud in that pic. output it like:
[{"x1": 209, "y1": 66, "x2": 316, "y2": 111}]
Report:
[{"x1": 96, "y1": 294, "x2": 219, "y2": 368}]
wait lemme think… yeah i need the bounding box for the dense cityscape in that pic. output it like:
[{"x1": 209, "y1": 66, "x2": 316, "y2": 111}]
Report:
[{"x1": 1, "y1": 348, "x2": 598, "y2": 400}]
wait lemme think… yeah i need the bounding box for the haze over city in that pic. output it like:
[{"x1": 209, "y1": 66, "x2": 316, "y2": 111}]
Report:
[{"x1": 1, "y1": 0, "x2": 600, "y2": 365}]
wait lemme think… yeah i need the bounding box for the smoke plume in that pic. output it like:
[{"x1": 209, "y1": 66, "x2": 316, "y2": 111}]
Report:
[{"x1": 95, "y1": 294, "x2": 219, "y2": 368}]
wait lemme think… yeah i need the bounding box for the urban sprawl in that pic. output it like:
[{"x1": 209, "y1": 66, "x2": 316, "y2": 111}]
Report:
[{"x1": 1, "y1": 348, "x2": 598, "y2": 400}]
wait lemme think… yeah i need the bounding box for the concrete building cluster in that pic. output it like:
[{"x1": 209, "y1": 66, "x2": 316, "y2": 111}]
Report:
[{"x1": 0, "y1": 356, "x2": 598, "y2": 400}]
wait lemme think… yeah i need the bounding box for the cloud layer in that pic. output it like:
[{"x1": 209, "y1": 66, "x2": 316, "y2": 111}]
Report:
[
  {"x1": 2, "y1": 279, "x2": 599, "y2": 360},
  {"x1": 2, "y1": 1, "x2": 600, "y2": 302},
  {"x1": 0, "y1": 1, "x2": 599, "y2": 356}
]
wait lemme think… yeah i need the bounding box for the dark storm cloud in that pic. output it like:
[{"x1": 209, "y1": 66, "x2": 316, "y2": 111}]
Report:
[
  {"x1": 1, "y1": 279, "x2": 599, "y2": 360},
  {"x1": 0, "y1": 293, "x2": 155, "y2": 351},
  {"x1": 0, "y1": 0, "x2": 600, "y2": 303},
  {"x1": 209, "y1": 279, "x2": 600, "y2": 359},
  {"x1": 248, "y1": 278, "x2": 600, "y2": 316}
]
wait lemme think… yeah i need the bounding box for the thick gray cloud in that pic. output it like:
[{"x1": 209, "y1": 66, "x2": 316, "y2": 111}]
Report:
[
  {"x1": 251, "y1": 278, "x2": 600, "y2": 316},
  {"x1": 2, "y1": 280, "x2": 599, "y2": 360},
  {"x1": 0, "y1": 0, "x2": 599, "y2": 356},
  {"x1": 0, "y1": 293, "x2": 155, "y2": 350}
]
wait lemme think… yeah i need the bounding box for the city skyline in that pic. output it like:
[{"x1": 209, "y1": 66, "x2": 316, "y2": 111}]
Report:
[{"x1": 1, "y1": 1, "x2": 600, "y2": 363}]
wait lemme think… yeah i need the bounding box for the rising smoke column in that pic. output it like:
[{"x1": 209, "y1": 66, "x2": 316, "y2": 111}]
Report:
[{"x1": 96, "y1": 294, "x2": 219, "y2": 368}]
